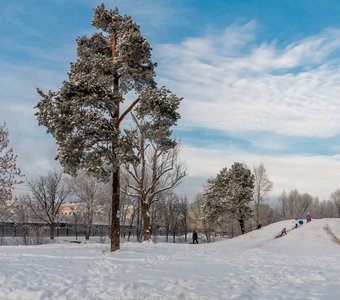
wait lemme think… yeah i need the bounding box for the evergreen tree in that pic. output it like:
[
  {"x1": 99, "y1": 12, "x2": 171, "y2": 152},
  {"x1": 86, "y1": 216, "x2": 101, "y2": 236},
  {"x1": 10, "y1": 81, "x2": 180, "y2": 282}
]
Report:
[
  {"x1": 203, "y1": 162, "x2": 254, "y2": 234},
  {"x1": 35, "y1": 4, "x2": 181, "y2": 251}
]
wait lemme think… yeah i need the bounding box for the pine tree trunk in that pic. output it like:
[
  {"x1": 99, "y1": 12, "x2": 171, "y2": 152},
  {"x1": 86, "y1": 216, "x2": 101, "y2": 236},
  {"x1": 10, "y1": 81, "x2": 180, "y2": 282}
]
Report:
[
  {"x1": 110, "y1": 14, "x2": 120, "y2": 252},
  {"x1": 142, "y1": 202, "x2": 151, "y2": 242},
  {"x1": 111, "y1": 167, "x2": 120, "y2": 251}
]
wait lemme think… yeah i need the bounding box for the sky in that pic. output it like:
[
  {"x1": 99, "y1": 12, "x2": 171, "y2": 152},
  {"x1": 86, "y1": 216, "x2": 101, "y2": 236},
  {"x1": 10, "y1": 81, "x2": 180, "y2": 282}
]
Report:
[{"x1": 2, "y1": 0, "x2": 340, "y2": 201}]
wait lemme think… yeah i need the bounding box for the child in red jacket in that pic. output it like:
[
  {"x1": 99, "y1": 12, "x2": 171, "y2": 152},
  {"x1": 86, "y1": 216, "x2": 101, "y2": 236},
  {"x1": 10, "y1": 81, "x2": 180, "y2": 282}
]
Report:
[{"x1": 280, "y1": 227, "x2": 287, "y2": 236}]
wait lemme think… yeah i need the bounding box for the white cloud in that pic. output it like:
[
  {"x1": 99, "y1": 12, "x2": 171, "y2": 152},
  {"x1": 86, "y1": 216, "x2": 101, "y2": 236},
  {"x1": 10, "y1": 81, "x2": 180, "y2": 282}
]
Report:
[
  {"x1": 0, "y1": 62, "x2": 65, "y2": 180},
  {"x1": 179, "y1": 145, "x2": 340, "y2": 202},
  {"x1": 156, "y1": 25, "x2": 340, "y2": 137},
  {"x1": 3, "y1": 11, "x2": 340, "y2": 206}
]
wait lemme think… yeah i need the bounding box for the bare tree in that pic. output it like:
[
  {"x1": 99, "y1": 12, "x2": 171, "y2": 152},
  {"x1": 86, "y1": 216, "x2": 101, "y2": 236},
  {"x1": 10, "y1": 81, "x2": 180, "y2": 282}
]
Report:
[
  {"x1": 179, "y1": 197, "x2": 189, "y2": 242},
  {"x1": 330, "y1": 189, "x2": 340, "y2": 217},
  {"x1": 253, "y1": 163, "x2": 273, "y2": 227},
  {"x1": 26, "y1": 170, "x2": 69, "y2": 239},
  {"x1": 159, "y1": 193, "x2": 182, "y2": 243},
  {"x1": 69, "y1": 170, "x2": 103, "y2": 240},
  {"x1": 311, "y1": 198, "x2": 338, "y2": 218},
  {"x1": 122, "y1": 119, "x2": 186, "y2": 242},
  {"x1": 272, "y1": 190, "x2": 340, "y2": 221},
  {"x1": 11, "y1": 195, "x2": 31, "y2": 244},
  {"x1": 256, "y1": 203, "x2": 277, "y2": 225},
  {"x1": 278, "y1": 190, "x2": 313, "y2": 219},
  {"x1": 11, "y1": 195, "x2": 30, "y2": 224},
  {"x1": 125, "y1": 199, "x2": 138, "y2": 242},
  {"x1": 190, "y1": 194, "x2": 212, "y2": 242},
  {"x1": 0, "y1": 123, "x2": 23, "y2": 221},
  {"x1": 69, "y1": 205, "x2": 83, "y2": 240}
]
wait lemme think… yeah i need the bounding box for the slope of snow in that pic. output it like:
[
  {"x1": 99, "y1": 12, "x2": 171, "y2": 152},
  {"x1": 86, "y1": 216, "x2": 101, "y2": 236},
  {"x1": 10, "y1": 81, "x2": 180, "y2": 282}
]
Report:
[{"x1": 1, "y1": 219, "x2": 340, "y2": 299}]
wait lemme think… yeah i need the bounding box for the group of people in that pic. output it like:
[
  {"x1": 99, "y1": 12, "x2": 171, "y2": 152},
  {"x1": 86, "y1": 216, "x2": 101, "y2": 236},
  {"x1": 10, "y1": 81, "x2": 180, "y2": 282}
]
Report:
[
  {"x1": 193, "y1": 212, "x2": 313, "y2": 241},
  {"x1": 280, "y1": 212, "x2": 312, "y2": 237}
]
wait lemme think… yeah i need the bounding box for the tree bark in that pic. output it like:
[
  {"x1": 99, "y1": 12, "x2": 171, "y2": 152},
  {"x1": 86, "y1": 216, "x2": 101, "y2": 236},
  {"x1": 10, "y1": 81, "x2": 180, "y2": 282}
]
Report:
[
  {"x1": 85, "y1": 222, "x2": 92, "y2": 240},
  {"x1": 49, "y1": 224, "x2": 55, "y2": 240},
  {"x1": 142, "y1": 201, "x2": 151, "y2": 242},
  {"x1": 111, "y1": 167, "x2": 120, "y2": 251},
  {"x1": 110, "y1": 14, "x2": 121, "y2": 252},
  {"x1": 136, "y1": 201, "x2": 142, "y2": 241},
  {"x1": 165, "y1": 223, "x2": 170, "y2": 242}
]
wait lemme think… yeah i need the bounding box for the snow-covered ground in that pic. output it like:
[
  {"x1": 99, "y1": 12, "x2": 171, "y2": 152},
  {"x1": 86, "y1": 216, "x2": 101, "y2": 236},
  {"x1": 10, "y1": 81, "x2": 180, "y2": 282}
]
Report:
[{"x1": 1, "y1": 219, "x2": 340, "y2": 300}]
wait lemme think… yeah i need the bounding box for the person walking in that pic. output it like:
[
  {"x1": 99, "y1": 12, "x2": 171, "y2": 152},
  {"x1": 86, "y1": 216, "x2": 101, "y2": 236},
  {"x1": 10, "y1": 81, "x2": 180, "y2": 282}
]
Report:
[
  {"x1": 192, "y1": 230, "x2": 198, "y2": 244},
  {"x1": 306, "y1": 212, "x2": 312, "y2": 223}
]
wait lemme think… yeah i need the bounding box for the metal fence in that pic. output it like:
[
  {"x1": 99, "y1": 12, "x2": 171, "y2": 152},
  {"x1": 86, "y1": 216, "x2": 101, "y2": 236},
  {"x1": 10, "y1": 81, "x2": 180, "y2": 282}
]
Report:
[{"x1": 0, "y1": 222, "x2": 112, "y2": 238}]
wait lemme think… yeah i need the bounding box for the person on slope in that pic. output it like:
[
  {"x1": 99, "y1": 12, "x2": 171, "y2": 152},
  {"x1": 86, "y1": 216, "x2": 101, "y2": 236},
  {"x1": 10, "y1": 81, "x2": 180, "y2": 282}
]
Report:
[
  {"x1": 280, "y1": 227, "x2": 287, "y2": 236},
  {"x1": 306, "y1": 212, "x2": 312, "y2": 223},
  {"x1": 293, "y1": 218, "x2": 298, "y2": 229}
]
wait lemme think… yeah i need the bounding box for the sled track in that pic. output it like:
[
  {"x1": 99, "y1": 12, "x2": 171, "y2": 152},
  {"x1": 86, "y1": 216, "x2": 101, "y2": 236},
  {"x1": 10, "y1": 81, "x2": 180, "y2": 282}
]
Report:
[{"x1": 324, "y1": 225, "x2": 340, "y2": 245}]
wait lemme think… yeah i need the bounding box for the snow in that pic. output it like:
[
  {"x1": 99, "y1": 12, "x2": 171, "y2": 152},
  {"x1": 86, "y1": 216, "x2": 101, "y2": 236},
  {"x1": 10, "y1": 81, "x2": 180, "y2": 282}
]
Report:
[{"x1": 1, "y1": 219, "x2": 340, "y2": 299}]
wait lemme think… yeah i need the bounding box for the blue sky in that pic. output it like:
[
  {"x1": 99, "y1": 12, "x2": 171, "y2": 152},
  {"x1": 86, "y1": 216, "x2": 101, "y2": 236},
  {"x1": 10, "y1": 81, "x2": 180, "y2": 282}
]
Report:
[{"x1": 2, "y1": 0, "x2": 340, "y2": 201}]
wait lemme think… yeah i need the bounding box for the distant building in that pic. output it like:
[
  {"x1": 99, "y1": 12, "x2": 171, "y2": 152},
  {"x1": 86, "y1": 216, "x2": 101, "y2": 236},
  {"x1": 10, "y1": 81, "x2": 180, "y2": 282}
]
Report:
[
  {"x1": 59, "y1": 202, "x2": 82, "y2": 217},
  {"x1": 59, "y1": 202, "x2": 109, "y2": 225}
]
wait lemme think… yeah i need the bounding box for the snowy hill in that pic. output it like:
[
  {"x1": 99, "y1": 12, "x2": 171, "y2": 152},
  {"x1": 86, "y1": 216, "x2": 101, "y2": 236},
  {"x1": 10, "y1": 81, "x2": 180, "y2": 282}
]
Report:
[
  {"x1": 224, "y1": 218, "x2": 340, "y2": 253},
  {"x1": 0, "y1": 219, "x2": 340, "y2": 299}
]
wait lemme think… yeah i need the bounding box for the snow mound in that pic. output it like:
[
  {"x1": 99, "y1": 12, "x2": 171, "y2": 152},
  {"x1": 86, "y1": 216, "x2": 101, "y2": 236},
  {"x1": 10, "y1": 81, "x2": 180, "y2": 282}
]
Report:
[
  {"x1": 213, "y1": 218, "x2": 340, "y2": 255},
  {"x1": 0, "y1": 219, "x2": 340, "y2": 299}
]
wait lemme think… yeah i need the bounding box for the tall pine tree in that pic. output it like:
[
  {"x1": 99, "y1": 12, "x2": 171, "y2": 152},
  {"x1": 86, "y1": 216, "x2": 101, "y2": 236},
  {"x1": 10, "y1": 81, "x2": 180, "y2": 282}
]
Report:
[{"x1": 35, "y1": 4, "x2": 181, "y2": 251}]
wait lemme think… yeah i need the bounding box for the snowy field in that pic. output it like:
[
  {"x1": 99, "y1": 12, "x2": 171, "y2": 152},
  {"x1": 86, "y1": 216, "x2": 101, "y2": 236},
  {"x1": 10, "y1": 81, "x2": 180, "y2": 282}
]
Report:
[{"x1": 1, "y1": 219, "x2": 340, "y2": 300}]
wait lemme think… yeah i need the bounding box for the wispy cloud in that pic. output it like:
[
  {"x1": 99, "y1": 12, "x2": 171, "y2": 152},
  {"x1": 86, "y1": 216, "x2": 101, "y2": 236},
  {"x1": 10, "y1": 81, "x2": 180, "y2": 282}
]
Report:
[
  {"x1": 180, "y1": 145, "x2": 340, "y2": 201},
  {"x1": 3, "y1": 3, "x2": 340, "y2": 202},
  {"x1": 156, "y1": 24, "x2": 340, "y2": 137},
  {"x1": 1, "y1": 0, "x2": 183, "y2": 182},
  {"x1": 0, "y1": 62, "x2": 65, "y2": 179},
  {"x1": 158, "y1": 25, "x2": 340, "y2": 200}
]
